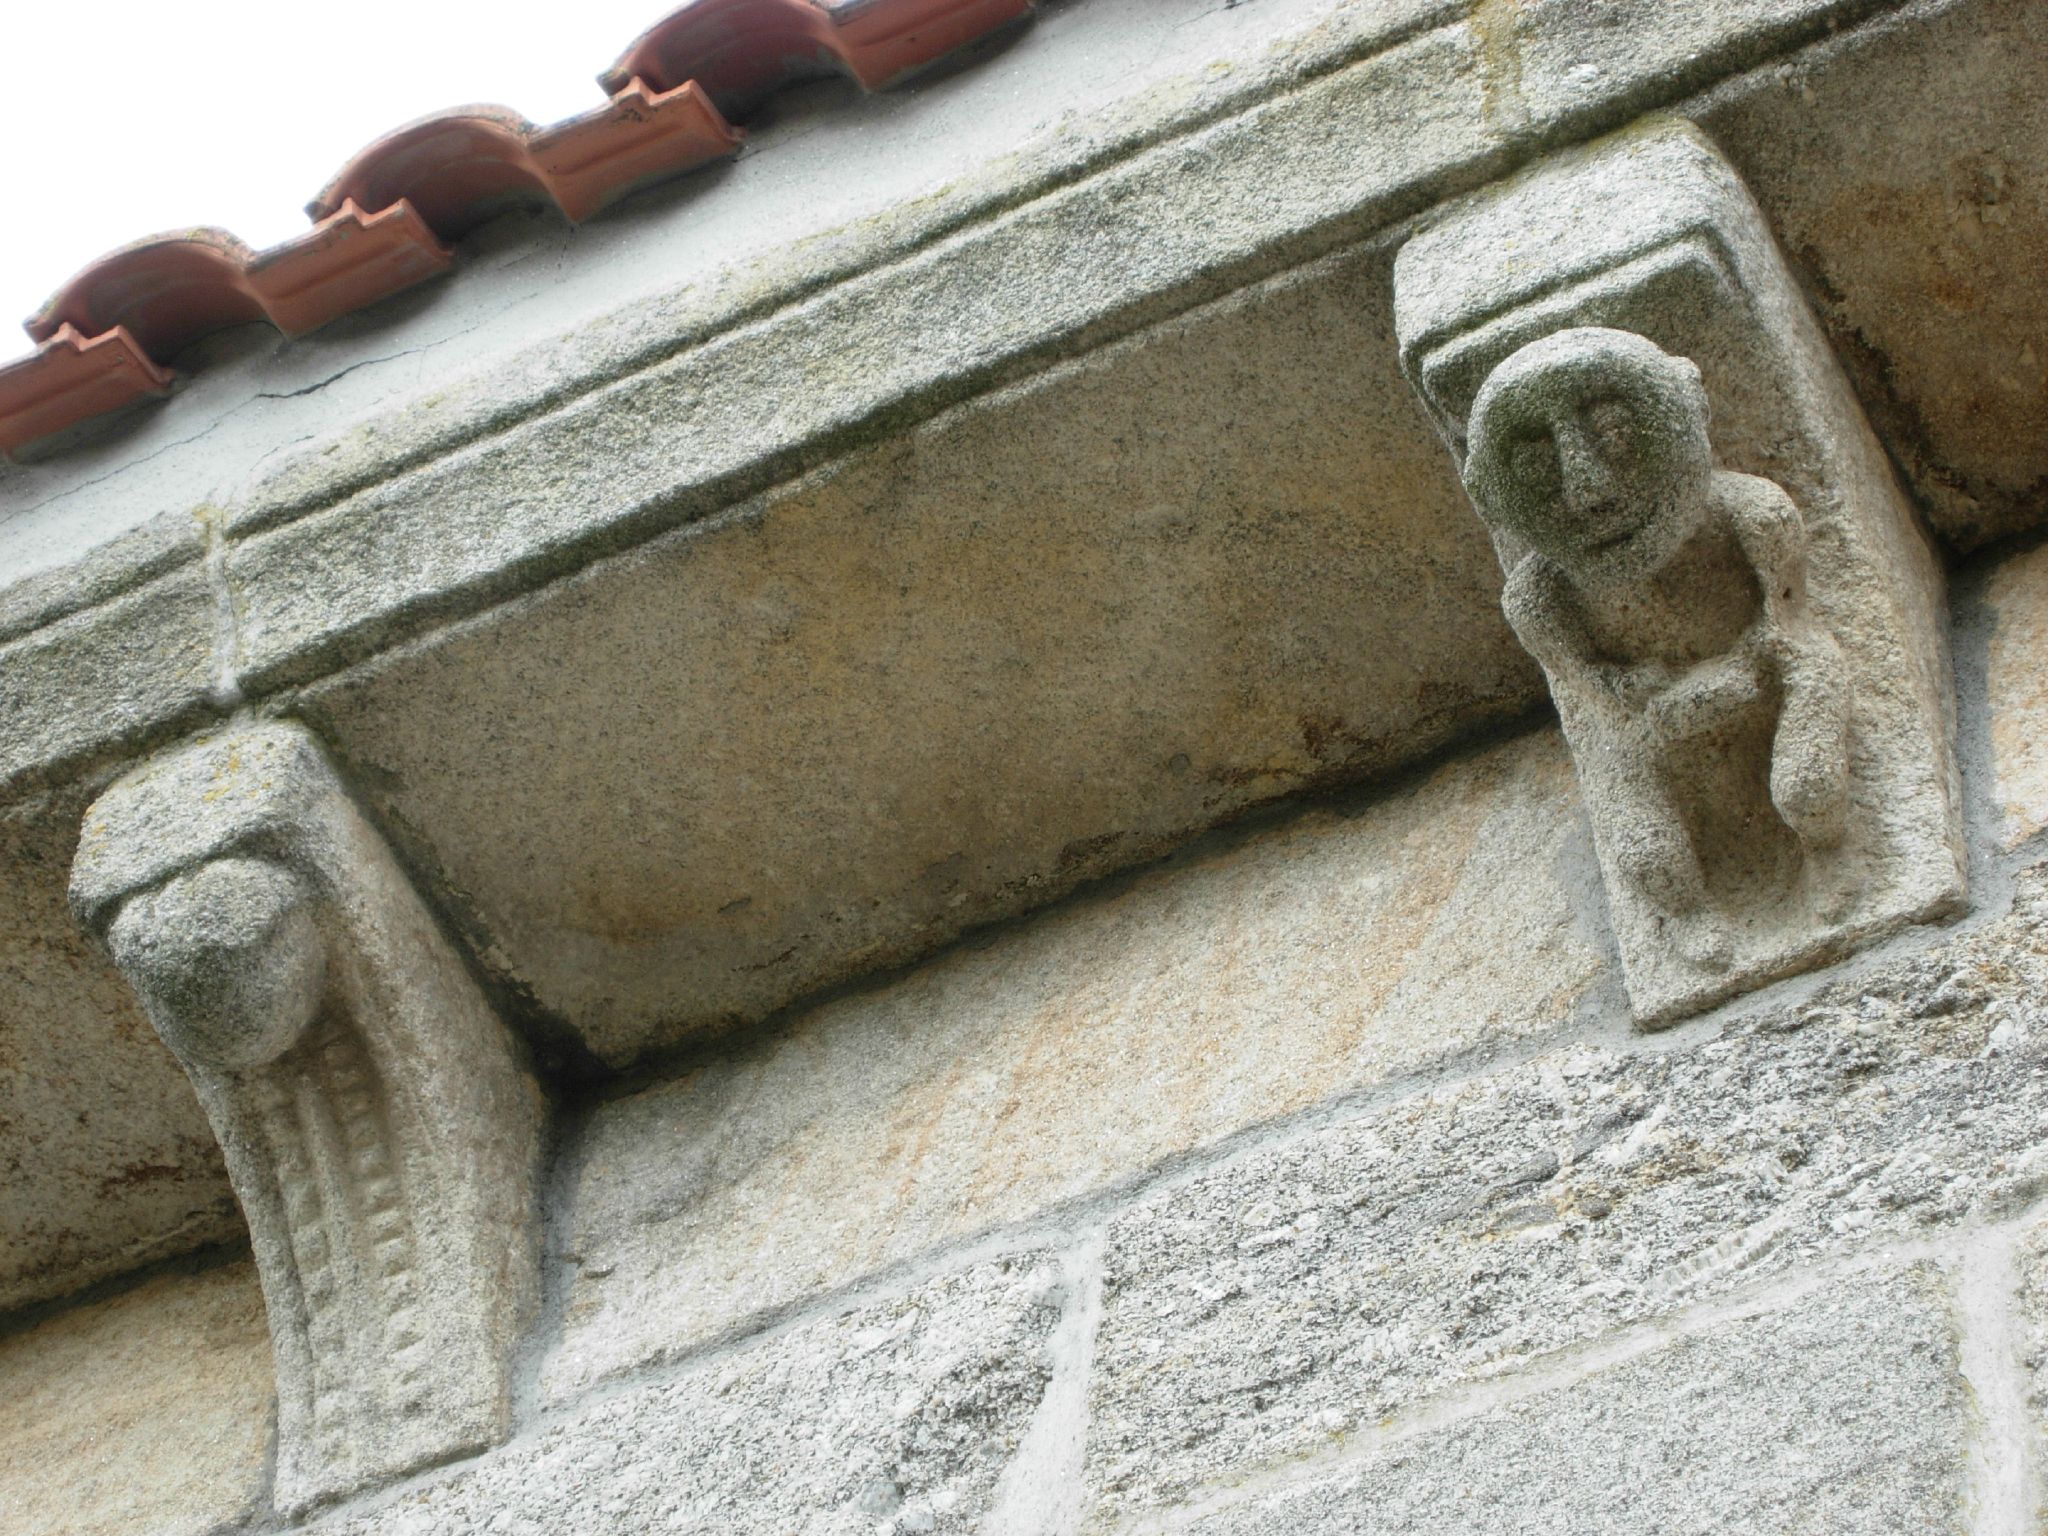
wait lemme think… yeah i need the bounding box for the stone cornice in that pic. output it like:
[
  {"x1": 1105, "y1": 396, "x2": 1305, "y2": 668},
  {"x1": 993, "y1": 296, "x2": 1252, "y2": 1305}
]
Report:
[
  {"x1": 1, "y1": 0, "x2": 2035, "y2": 1320},
  {"x1": 0, "y1": 0, "x2": 1930, "y2": 805}
]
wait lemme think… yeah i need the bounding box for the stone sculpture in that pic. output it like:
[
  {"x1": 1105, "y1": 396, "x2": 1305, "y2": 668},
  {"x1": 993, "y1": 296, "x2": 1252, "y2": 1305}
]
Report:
[
  {"x1": 70, "y1": 722, "x2": 545, "y2": 1516},
  {"x1": 1393, "y1": 118, "x2": 1965, "y2": 1022},
  {"x1": 1461, "y1": 326, "x2": 1851, "y2": 968}
]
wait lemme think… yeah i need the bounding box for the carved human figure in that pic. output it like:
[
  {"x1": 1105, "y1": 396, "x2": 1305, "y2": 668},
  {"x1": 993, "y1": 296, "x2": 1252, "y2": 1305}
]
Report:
[{"x1": 1461, "y1": 327, "x2": 1851, "y2": 966}]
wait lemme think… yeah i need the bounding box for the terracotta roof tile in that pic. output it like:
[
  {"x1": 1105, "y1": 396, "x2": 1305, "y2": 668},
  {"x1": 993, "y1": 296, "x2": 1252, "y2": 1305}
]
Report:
[
  {"x1": 26, "y1": 202, "x2": 451, "y2": 356},
  {"x1": 308, "y1": 81, "x2": 738, "y2": 235},
  {"x1": 248, "y1": 201, "x2": 455, "y2": 335},
  {"x1": 0, "y1": 326, "x2": 173, "y2": 457},
  {"x1": 4, "y1": 0, "x2": 1031, "y2": 463},
  {"x1": 602, "y1": 0, "x2": 1034, "y2": 112}
]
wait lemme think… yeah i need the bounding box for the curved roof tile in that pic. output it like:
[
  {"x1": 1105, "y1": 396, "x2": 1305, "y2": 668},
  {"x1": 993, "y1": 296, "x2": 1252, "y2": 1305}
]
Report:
[
  {"x1": 26, "y1": 202, "x2": 450, "y2": 356},
  {"x1": 26, "y1": 229, "x2": 271, "y2": 359},
  {"x1": 602, "y1": 0, "x2": 1033, "y2": 112},
  {"x1": 0, "y1": 326, "x2": 173, "y2": 456},
  {"x1": 309, "y1": 81, "x2": 739, "y2": 236},
  {"x1": 4, "y1": 0, "x2": 1030, "y2": 462}
]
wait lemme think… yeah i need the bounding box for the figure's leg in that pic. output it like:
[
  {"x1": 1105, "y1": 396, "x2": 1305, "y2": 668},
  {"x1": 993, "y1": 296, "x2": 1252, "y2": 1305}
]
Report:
[
  {"x1": 1611, "y1": 795, "x2": 1704, "y2": 914},
  {"x1": 1770, "y1": 634, "x2": 1851, "y2": 851},
  {"x1": 1604, "y1": 760, "x2": 1731, "y2": 971}
]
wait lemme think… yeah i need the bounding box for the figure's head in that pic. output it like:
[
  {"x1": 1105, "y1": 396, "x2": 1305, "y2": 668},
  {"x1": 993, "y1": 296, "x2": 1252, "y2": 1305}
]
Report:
[{"x1": 1462, "y1": 327, "x2": 1716, "y2": 590}]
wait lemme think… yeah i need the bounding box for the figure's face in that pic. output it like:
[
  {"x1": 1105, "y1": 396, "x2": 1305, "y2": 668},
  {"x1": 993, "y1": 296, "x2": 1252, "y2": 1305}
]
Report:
[{"x1": 1463, "y1": 328, "x2": 1716, "y2": 591}]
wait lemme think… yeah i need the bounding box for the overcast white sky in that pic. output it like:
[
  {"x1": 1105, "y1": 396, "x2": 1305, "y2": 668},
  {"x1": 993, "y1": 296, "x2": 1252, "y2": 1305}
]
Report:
[{"x1": 0, "y1": 0, "x2": 675, "y2": 359}]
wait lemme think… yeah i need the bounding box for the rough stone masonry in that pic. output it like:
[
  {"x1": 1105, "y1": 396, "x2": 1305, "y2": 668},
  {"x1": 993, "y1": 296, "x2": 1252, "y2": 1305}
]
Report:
[{"x1": 3, "y1": 0, "x2": 2048, "y2": 1532}]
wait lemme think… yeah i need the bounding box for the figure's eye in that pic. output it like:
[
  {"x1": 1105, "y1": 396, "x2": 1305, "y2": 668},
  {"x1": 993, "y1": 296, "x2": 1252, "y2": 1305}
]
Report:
[
  {"x1": 1511, "y1": 433, "x2": 1558, "y2": 489},
  {"x1": 1584, "y1": 398, "x2": 1634, "y2": 451}
]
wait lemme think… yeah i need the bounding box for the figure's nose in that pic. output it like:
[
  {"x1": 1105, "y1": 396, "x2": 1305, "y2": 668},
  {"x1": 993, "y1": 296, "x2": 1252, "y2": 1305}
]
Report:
[{"x1": 1553, "y1": 423, "x2": 1615, "y2": 513}]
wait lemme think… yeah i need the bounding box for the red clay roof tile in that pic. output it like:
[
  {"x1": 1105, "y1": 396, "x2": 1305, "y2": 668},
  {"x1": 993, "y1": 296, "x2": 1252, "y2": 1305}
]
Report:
[
  {"x1": 26, "y1": 203, "x2": 452, "y2": 358},
  {"x1": 532, "y1": 80, "x2": 743, "y2": 224},
  {"x1": 247, "y1": 201, "x2": 454, "y2": 336},
  {"x1": 0, "y1": 326, "x2": 173, "y2": 457},
  {"x1": 309, "y1": 81, "x2": 739, "y2": 236},
  {"x1": 26, "y1": 230, "x2": 273, "y2": 359},
  {"x1": 602, "y1": 0, "x2": 1033, "y2": 111},
  {"x1": 4, "y1": 0, "x2": 1031, "y2": 462}
]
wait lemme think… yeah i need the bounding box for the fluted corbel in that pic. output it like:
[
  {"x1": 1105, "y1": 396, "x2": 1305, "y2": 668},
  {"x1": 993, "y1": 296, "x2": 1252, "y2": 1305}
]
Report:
[{"x1": 70, "y1": 721, "x2": 545, "y2": 1516}]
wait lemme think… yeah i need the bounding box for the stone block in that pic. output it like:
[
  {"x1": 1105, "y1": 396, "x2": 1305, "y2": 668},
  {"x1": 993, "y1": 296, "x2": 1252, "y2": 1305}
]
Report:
[
  {"x1": 542, "y1": 729, "x2": 1604, "y2": 1400},
  {"x1": 0, "y1": 782, "x2": 239, "y2": 1312},
  {"x1": 1496, "y1": 0, "x2": 1910, "y2": 135},
  {"x1": 1985, "y1": 539, "x2": 2048, "y2": 851},
  {"x1": 1393, "y1": 116, "x2": 1963, "y2": 1022},
  {"x1": 311, "y1": 1254, "x2": 1065, "y2": 1536},
  {"x1": 293, "y1": 236, "x2": 1539, "y2": 1073},
  {"x1": 1700, "y1": 0, "x2": 2048, "y2": 550},
  {"x1": 0, "y1": 1258, "x2": 273, "y2": 1536},
  {"x1": 1176, "y1": 1264, "x2": 1969, "y2": 1535},
  {"x1": 1083, "y1": 860, "x2": 2048, "y2": 1522},
  {"x1": 224, "y1": 21, "x2": 1507, "y2": 699},
  {"x1": 0, "y1": 561, "x2": 217, "y2": 795},
  {"x1": 1996, "y1": 1221, "x2": 2048, "y2": 1528}
]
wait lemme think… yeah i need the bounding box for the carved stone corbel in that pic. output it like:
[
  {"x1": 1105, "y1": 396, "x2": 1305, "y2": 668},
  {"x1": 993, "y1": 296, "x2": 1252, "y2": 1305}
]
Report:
[
  {"x1": 70, "y1": 721, "x2": 545, "y2": 1516},
  {"x1": 1391, "y1": 117, "x2": 1965, "y2": 1023}
]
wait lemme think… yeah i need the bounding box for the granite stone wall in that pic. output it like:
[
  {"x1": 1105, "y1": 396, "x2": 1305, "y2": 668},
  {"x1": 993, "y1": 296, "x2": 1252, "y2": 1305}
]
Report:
[
  {"x1": 2, "y1": 0, "x2": 2043, "y2": 1530},
  {"x1": 5, "y1": 529, "x2": 2046, "y2": 1533}
]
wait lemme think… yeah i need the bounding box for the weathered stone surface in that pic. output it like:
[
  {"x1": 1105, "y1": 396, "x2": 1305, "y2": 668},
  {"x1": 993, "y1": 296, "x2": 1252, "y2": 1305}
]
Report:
[
  {"x1": 72, "y1": 723, "x2": 546, "y2": 1517},
  {"x1": 0, "y1": 560, "x2": 216, "y2": 795},
  {"x1": 1395, "y1": 117, "x2": 1962, "y2": 1022},
  {"x1": 7, "y1": 0, "x2": 2048, "y2": 1312},
  {"x1": 0, "y1": 508, "x2": 197, "y2": 647},
  {"x1": 1985, "y1": 539, "x2": 2048, "y2": 850},
  {"x1": 1083, "y1": 862, "x2": 2048, "y2": 1521},
  {"x1": 313, "y1": 1255, "x2": 1063, "y2": 1536},
  {"x1": 0, "y1": 560, "x2": 245, "y2": 1311},
  {"x1": 298, "y1": 249, "x2": 1541, "y2": 1070},
  {"x1": 0, "y1": 1258, "x2": 272, "y2": 1536},
  {"x1": 1176, "y1": 1265, "x2": 1969, "y2": 1535},
  {"x1": 542, "y1": 728, "x2": 1603, "y2": 1399},
  {"x1": 1493, "y1": 0, "x2": 1908, "y2": 133},
  {"x1": 0, "y1": 783, "x2": 238, "y2": 1313},
  {"x1": 2000, "y1": 1220, "x2": 2048, "y2": 1526},
  {"x1": 1702, "y1": 0, "x2": 2048, "y2": 551}
]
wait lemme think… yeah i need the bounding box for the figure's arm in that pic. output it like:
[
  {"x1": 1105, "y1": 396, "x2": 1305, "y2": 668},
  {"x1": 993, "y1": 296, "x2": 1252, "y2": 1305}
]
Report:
[
  {"x1": 1646, "y1": 648, "x2": 1763, "y2": 740},
  {"x1": 1501, "y1": 555, "x2": 1648, "y2": 725},
  {"x1": 1723, "y1": 473, "x2": 1852, "y2": 847},
  {"x1": 1502, "y1": 553, "x2": 1597, "y2": 680},
  {"x1": 1722, "y1": 474, "x2": 1845, "y2": 678},
  {"x1": 1723, "y1": 474, "x2": 1816, "y2": 636},
  {"x1": 1503, "y1": 557, "x2": 1704, "y2": 917}
]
